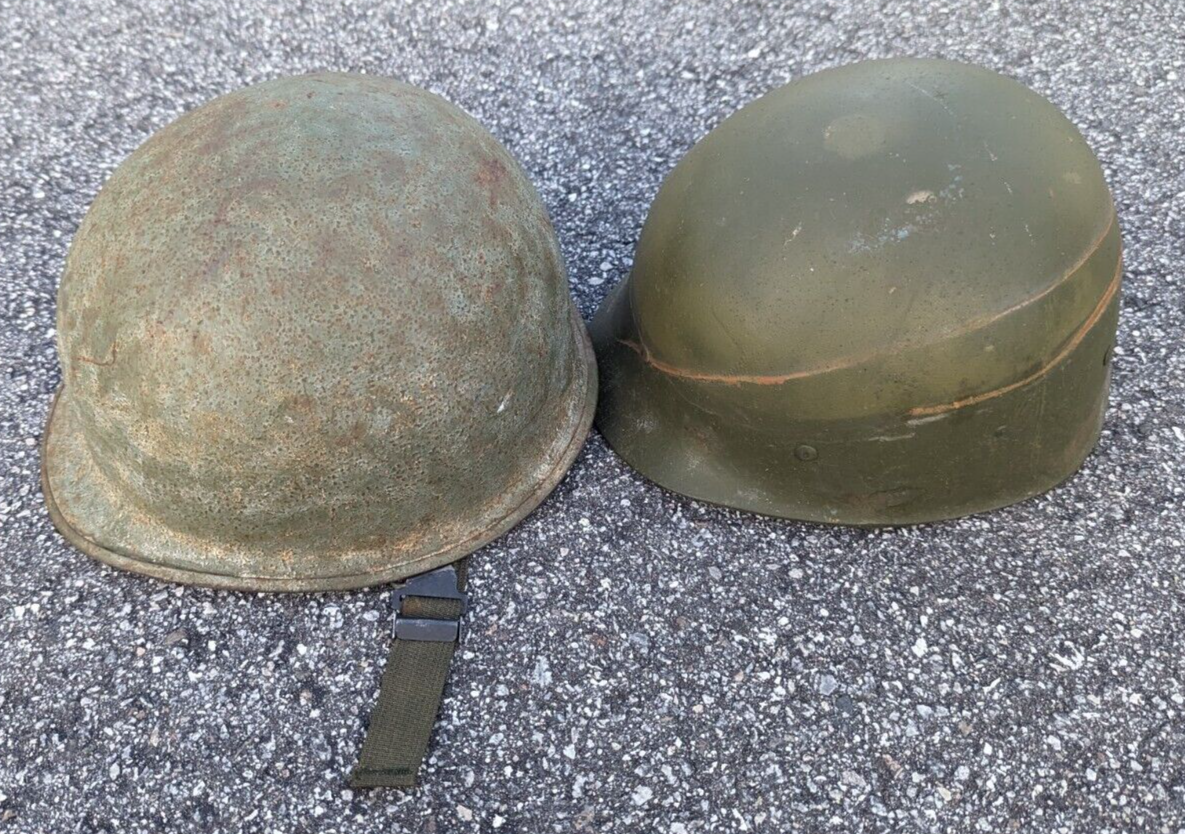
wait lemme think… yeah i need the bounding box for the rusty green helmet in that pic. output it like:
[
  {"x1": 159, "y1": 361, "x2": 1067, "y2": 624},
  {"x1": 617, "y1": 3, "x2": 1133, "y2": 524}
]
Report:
[
  {"x1": 591, "y1": 58, "x2": 1121, "y2": 525},
  {"x1": 42, "y1": 73, "x2": 596, "y2": 590}
]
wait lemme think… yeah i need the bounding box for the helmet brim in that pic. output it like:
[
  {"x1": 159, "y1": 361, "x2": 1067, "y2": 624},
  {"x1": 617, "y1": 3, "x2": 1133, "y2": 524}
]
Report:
[{"x1": 42, "y1": 311, "x2": 597, "y2": 592}]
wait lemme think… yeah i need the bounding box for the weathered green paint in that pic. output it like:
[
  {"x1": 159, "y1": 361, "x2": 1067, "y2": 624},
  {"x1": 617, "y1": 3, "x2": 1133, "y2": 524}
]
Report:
[
  {"x1": 591, "y1": 58, "x2": 1121, "y2": 525},
  {"x1": 43, "y1": 73, "x2": 596, "y2": 590}
]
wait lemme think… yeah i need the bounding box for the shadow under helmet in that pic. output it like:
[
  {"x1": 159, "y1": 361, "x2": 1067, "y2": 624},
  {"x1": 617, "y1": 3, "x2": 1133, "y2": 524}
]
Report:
[
  {"x1": 43, "y1": 72, "x2": 596, "y2": 590},
  {"x1": 591, "y1": 58, "x2": 1121, "y2": 526}
]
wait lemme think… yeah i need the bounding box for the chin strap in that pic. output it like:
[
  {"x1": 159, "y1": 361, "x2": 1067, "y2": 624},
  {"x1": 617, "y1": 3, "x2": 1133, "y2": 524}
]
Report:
[{"x1": 350, "y1": 559, "x2": 469, "y2": 789}]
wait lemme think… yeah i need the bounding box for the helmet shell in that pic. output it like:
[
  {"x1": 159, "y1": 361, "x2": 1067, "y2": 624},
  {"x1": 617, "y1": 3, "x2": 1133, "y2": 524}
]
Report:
[
  {"x1": 591, "y1": 58, "x2": 1120, "y2": 525},
  {"x1": 43, "y1": 73, "x2": 596, "y2": 590}
]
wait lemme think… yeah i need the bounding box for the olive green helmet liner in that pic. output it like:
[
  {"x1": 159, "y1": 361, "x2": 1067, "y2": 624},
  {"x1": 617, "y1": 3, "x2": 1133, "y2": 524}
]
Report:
[{"x1": 591, "y1": 58, "x2": 1122, "y2": 526}]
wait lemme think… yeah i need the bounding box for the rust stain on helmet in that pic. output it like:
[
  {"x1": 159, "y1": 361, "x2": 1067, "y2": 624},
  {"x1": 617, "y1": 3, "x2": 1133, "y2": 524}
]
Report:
[{"x1": 43, "y1": 72, "x2": 596, "y2": 591}]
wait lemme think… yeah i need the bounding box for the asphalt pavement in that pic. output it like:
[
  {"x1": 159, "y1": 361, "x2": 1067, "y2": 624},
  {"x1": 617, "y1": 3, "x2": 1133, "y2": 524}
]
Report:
[{"x1": 1, "y1": 1, "x2": 1183, "y2": 832}]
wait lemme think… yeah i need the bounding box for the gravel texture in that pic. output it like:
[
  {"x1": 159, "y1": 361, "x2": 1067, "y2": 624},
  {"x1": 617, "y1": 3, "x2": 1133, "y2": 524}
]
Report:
[{"x1": 2, "y1": 1, "x2": 1184, "y2": 832}]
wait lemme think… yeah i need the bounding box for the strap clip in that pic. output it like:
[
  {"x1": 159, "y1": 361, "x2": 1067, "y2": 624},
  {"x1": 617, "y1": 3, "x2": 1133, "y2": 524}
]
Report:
[{"x1": 392, "y1": 564, "x2": 468, "y2": 643}]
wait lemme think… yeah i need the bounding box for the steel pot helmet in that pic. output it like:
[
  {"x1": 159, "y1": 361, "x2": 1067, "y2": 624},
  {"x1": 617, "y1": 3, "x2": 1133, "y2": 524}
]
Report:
[
  {"x1": 592, "y1": 58, "x2": 1121, "y2": 525},
  {"x1": 43, "y1": 72, "x2": 596, "y2": 590}
]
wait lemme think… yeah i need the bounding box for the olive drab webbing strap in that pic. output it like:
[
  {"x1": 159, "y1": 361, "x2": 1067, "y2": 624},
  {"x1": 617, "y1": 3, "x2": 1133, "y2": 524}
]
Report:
[{"x1": 351, "y1": 560, "x2": 469, "y2": 789}]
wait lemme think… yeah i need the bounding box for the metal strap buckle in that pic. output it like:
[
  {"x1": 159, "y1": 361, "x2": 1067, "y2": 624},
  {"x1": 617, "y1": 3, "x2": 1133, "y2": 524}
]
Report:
[{"x1": 392, "y1": 564, "x2": 468, "y2": 643}]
